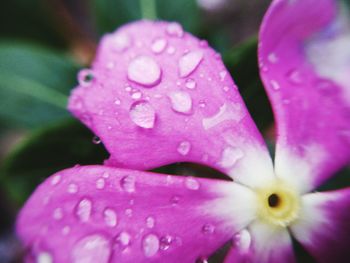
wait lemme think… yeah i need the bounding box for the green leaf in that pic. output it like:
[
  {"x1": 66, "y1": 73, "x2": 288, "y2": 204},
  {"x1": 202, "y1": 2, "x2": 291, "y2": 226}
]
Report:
[
  {"x1": 0, "y1": 42, "x2": 80, "y2": 128},
  {"x1": 0, "y1": 0, "x2": 65, "y2": 48},
  {"x1": 0, "y1": 118, "x2": 109, "y2": 205},
  {"x1": 223, "y1": 37, "x2": 274, "y2": 131}
]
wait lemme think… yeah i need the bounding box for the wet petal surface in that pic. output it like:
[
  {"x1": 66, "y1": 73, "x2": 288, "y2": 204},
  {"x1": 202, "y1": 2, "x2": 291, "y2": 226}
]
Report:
[
  {"x1": 291, "y1": 188, "x2": 350, "y2": 263},
  {"x1": 259, "y1": 0, "x2": 350, "y2": 192},
  {"x1": 17, "y1": 166, "x2": 257, "y2": 263},
  {"x1": 68, "y1": 20, "x2": 274, "y2": 187}
]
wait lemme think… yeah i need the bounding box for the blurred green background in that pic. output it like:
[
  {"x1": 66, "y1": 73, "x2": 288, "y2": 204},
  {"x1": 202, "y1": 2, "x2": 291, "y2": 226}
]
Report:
[{"x1": 0, "y1": 0, "x2": 348, "y2": 262}]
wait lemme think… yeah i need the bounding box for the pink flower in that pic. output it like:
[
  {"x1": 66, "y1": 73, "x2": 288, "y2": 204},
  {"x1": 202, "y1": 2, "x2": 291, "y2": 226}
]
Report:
[{"x1": 17, "y1": 0, "x2": 350, "y2": 262}]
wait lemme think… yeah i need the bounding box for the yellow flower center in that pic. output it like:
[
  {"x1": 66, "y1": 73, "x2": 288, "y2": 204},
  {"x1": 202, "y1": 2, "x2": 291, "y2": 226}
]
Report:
[{"x1": 256, "y1": 180, "x2": 300, "y2": 227}]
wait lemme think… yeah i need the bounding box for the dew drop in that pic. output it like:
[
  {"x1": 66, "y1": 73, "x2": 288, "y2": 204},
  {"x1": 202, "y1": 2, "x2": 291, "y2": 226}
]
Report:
[
  {"x1": 142, "y1": 234, "x2": 160, "y2": 257},
  {"x1": 115, "y1": 231, "x2": 131, "y2": 250},
  {"x1": 78, "y1": 69, "x2": 94, "y2": 87},
  {"x1": 270, "y1": 80, "x2": 280, "y2": 90},
  {"x1": 114, "y1": 98, "x2": 121, "y2": 105},
  {"x1": 233, "y1": 229, "x2": 251, "y2": 252},
  {"x1": 146, "y1": 216, "x2": 155, "y2": 228},
  {"x1": 62, "y1": 226, "x2": 71, "y2": 235},
  {"x1": 185, "y1": 177, "x2": 200, "y2": 190},
  {"x1": 201, "y1": 223, "x2": 215, "y2": 235},
  {"x1": 196, "y1": 257, "x2": 209, "y2": 263},
  {"x1": 219, "y1": 146, "x2": 244, "y2": 168},
  {"x1": 67, "y1": 183, "x2": 78, "y2": 194},
  {"x1": 76, "y1": 198, "x2": 92, "y2": 222},
  {"x1": 166, "y1": 46, "x2": 176, "y2": 54},
  {"x1": 111, "y1": 33, "x2": 131, "y2": 52},
  {"x1": 37, "y1": 252, "x2": 53, "y2": 263},
  {"x1": 178, "y1": 50, "x2": 204, "y2": 78},
  {"x1": 129, "y1": 101, "x2": 156, "y2": 129},
  {"x1": 72, "y1": 234, "x2": 111, "y2": 263},
  {"x1": 166, "y1": 22, "x2": 184, "y2": 37},
  {"x1": 53, "y1": 208, "x2": 63, "y2": 220},
  {"x1": 131, "y1": 91, "x2": 142, "y2": 100},
  {"x1": 286, "y1": 69, "x2": 303, "y2": 85},
  {"x1": 104, "y1": 208, "x2": 117, "y2": 227},
  {"x1": 185, "y1": 78, "x2": 197, "y2": 89},
  {"x1": 51, "y1": 175, "x2": 61, "y2": 186},
  {"x1": 125, "y1": 208, "x2": 133, "y2": 217},
  {"x1": 219, "y1": 71, "x2": 227, "y2": 81},
  {"x1": 102, "y1": 172, "x2": 110, "y2": 178},
  {"x1": 177, "y1": 141, "x2": 191, "y2": 156},
  {"x1": 96, "y1": 178, "x2": 106, "y2": 189},
  {"x1": 127, "y1": 56, "x2": 161, "y2": 87},
  {"x1": 170, "y1": 195, "x2": 180, "y2": 205},
  {"x1": 120, "y1": 175, "x2": 136, "y2": 193},
  {"x1": 151, "y1": 38, "x2": 167, "y2": 54},
  {"x1": 92, "y1": 136, "x2": 101, "y2": 145},
  {"x1": 267, "y1": 52, "x2": 278, "y2": 63},
  {"x1": 159, "y1": 235, "x2": 173, "y2": 251},
  {"x1": 168, "y1": 91, "x2": 192, "y2": 114}
]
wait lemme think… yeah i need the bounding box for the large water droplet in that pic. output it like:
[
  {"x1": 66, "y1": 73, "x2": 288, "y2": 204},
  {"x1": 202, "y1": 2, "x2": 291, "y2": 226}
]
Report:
[
  {"x1": 152, "y1": 38, "x2": 167, "y2": 54},
  {"x1": 185, "y1": 177, "x2": 200, "y2": 190},
  {"x1": 111, "y1": 33, "x2": 131, "y2": 52},
  {"x1": 142, "y1": 234, "x2": 160, "y2": 257},
  {"x1": 166, "y1": 23, "x2": 184, "y2": 37},
  {"x1": 72, "y1": 234, "x2": 111, "y2": 263},
  {"x1": 219, "y1": 146, "x2": 244, "y2": 168},
  {"x1": 76, "y1": 198, "x2": 92, "y2": 222},
  {"x1": 127, "y1": 56, "x2": 161, "y2": 87},
  {"x1": 115, "y1": 232, "x2": 131, "y2": 250},
  {"x1": 78, "y1": 69, "x2": 94, "y2": 87},
  {"x1": 129, "y1": 101, "x2": 156, "y2": 129},
  {"x1": 177, "y1": 141, "x2": 191, "y2": 156},
  {"x1": 120, "y1": 175, "x2": 136, "y2": 193},
  {"x1": 233, "y1": 229, "x2": 251, "y2": 252},
  {"x1": 159, "y1": 235, "x2": 173, "y2": 251},
  {"x1": 168, "y1": 91, "x2": 192, "y2": 114},
  {"x1": 104, "y1": 208, "x2": 117, "y2": 227},
  {"x1": 37, "y1": 252, "x2": 53, "y2": 263},
  {"x1": 178, "y1": 50, "x2": 204, "y2": 78},
  {"x1": 146, "y1": 216, "x2": 155, "y2": 228}
]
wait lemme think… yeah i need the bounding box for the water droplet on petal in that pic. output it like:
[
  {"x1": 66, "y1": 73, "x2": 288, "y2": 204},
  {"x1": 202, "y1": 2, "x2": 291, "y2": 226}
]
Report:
[
  {"x1": 120, "y1": 175, "x2": 136, "y2": 193},
  {"x1": 62, "y1": 226, "x2": 70, "y2": 235},
  {"x1": 127, "y1": 56, "x2": 161, "y2": 87},
  {"x1": 196, "y1": 257, "x2": 208, "y2": 263},
  {"x1": 115, "y1": 232, "x2": 131, "y2": 251},
  {"x1": 111, "y1": 33, "x2": 131, "y2": 52},
  {"x1": 51, "y1": 175, "x2": 61, "y2": 186},
  {"x1": 166, "y1": 46, "x2": 176, "y2": 54},
  {"x1": 267, "y1": 52, "x2": 278, "y2": 63},
  {"x1": 152, "y1": 38, "x2": 167, "y2": 54},
  {"x1": 68, "y1": 183, "x2": 78, "y2": 194},
  {"x1": 102, "y1": 172, "x2": 110, "y2": 178},
  {"x1": 104, "y1": 208, "x2": 117, "y2": 227},
  {"x1": 146, "y1": 216, "x2": 155, "y2": 228},
  {"x1": 114, "y1": 98, "x2": 121, "y2": 105},
  {"x1": 37, "y1": 252, "x2": 53, "y2": 263},
  {"x1": 72, "y1": 234, "x2": 111, "y2": 263},
  {"x1": 166, "y1": 23, "x2": 184, "y2": 37},
  {"x1": 201, "y1": 223, "x2": 215, "y2": 234},
  {"x1": 219, "y1": 146, "x2": 244, "y2": 168},
  {"x1": 125, "y1": 208, "x2": 133, "y2": 217},
  {"x1": 76, "y1": 198, "x2": 92, "y2": 222},
  {"x1": 131, "y1": 90, "x2": 142, "y2": 100},
  {"x1": 185, "y1": 78, "x2": 197, "y2": 89},
  {"x1": 179, "y1": 50, "x2": 204, "y2": 77},
  {"x1": 159, "y1": 235, "x2": 173, "y2": 251},
  {"x1": 53, "y1": 208, "x2": 63, "y2": 220},
  {"x1": 168, "y1": 91, "x2": 192, "y2": 114},
  {"x1": 219, "y1": 71, "x2": 227, "y2": 81},
  {"x1": 177, "y1": 141, "x2": 191, "y2": 156},
  {"x1": 185, "y1": 177, "x2": 200, "y2": 190},
  {"x1": 286, "y1": 69, "x2": 303, "y2": 85},
  {"x1": 270, "y1": 80, "x2": 280, "y2": 90},
  {"x1": 129, "y1": 101, "x2": 156, "y2": 129},
  {"x1": 78, "y1": 69, "x2": 94, "y2": 87},
  {"x1": 92, "y1": 136, "x2": 101, "y2": 144},
  {"x1": 142, "y1": 234, "x2": 160, "y2": 257},
  {"x1": 170, "y1": 195, "x2": 180, "y2": 205},
  {"x1": 96, "y1": 178, "x2": 106, "y2": 189},
  {"x1": 233, "y1": 229, "x2": 251, "y2": 252}
]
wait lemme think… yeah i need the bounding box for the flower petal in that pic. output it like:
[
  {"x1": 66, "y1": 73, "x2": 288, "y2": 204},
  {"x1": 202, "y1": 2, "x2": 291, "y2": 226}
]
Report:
[
  {"x1": 17, "y1": 166, "x2": 257, "y2": 263},
  {"x1": 290, "y1": 188, "x2": 350, "y2": 263},
  {"x1": 259, "y1": 0, "x2": 350, "y2": 192},
  {"x1": 68, "y1": 20, "x2": 274, "y2": 187},
  {"x1": 224, "y1": 222, "x2": 296, "y2": 263}
]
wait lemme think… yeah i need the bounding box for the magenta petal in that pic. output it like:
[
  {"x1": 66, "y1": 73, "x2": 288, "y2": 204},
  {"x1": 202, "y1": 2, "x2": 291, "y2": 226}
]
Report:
[
  {"x1": 17, "y1": 166, "x2": 257, "y2": 263},
  {"x1": 259, "y1": 0, "x2": 350, "y2": 192},
  {"x1": 291, "y1": 188, "x2": 350, "y2": 263},
  {"x1": 68, "y1": 20, "x2": 274, "y2": 186}
]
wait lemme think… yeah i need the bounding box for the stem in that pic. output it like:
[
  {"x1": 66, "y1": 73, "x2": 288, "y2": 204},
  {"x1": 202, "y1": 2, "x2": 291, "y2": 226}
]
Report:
[
  {"x1": 0, "y1": 72, "x2": 68, "y2": 109},
  {"x1": 140, "y1": 0, "x2": 157, "y2": 20}
]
